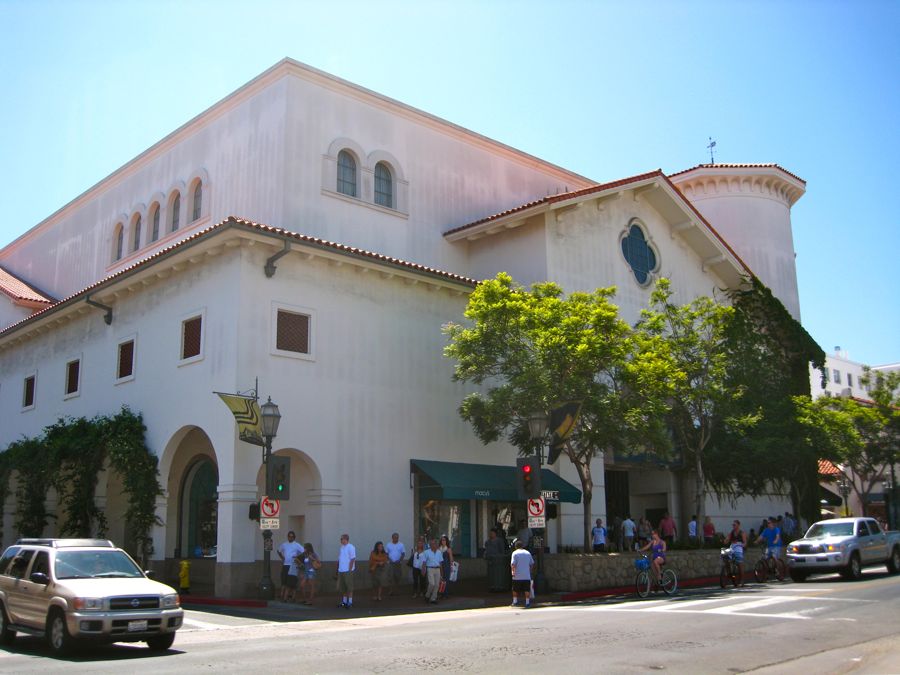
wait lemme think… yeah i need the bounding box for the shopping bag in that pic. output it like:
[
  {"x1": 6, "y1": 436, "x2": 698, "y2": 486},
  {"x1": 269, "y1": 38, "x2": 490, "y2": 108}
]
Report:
[
  {"x1": 449, "y1": 561, "x2": 460, "y2": 582},
  {"x1": 438, "y1": 579, "x2": 447, "y2": 595}
]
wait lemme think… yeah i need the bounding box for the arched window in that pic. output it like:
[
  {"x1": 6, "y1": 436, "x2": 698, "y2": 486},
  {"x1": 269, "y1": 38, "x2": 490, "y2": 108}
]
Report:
[
  {"x1": 337, "y1": 150, "x2": 357, "y2": 197},
  {"x1": 374, "y1": 162, "x2": 393, "y2": 208},
  {"x1": 150, "y1": 204, "x2": 160, "y2": 242},
  {"x1": 113, "y1": 224, "x2": 124, "y2": 262},
  {"x1": 171, "y1": 193, "x2": 181, "y2": 232},
  {"x1": 132, "y1": 215, "x2": 142, "y2": 252},
  {"x1": 192, "y1": 181, "x2": 202, "y2": 221}
]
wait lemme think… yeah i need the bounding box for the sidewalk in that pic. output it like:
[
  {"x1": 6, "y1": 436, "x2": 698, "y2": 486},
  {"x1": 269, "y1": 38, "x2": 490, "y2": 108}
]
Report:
[{"x1": 181, "y1": 577, "x2": 520, "y2": 621}]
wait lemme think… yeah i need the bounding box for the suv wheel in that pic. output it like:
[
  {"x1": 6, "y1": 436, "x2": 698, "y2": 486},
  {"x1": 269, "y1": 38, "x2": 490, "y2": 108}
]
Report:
[
  {"x1": 0, "y1": 602, "x2": 16, "y2": 645},
  {"x1": 841, "y1": 553, "x2": 862, "y2": 581},
  {"x1": 46, "y1": 609, "x2": 74, "y2": 655},
  {"x1": 146, "y1": 632, "x2": 176, "y2": 651},
  {"x1": 887, "y1": 547, "x2": 900, "y2": 575}
]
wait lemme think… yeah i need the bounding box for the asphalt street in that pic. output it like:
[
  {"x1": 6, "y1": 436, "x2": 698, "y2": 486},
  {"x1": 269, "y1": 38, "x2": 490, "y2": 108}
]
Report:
[{"x1": 1, "y1": 567, "x2": 898, "y2": 674}]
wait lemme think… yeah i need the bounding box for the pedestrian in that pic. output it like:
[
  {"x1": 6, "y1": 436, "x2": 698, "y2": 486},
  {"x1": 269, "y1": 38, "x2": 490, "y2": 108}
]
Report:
[
  {"x1": 484, "y1": 528, "x2": 506, "y2": 591},
  {"x1": 438, "y1": 534, "x2": 455, "y2": 596},
  {"x1": 369, "y1": 541, "x2": 389, "y2": 601},
  {"x1": 612, "y1": 515, "x2": 623, "y2": 552},
  {"x1": 277, "y1": 531, "x2": 303, "y2": 602},
  {"x1": 299, "y1": 542, "x2": 320, "y2": 605},
  {"x1": 421, "y1": 537, "x2": 444, "y2": 604},
  {"x1": 622, "y1": 514, "x2": 636, "y2": 551},
  {"x1": 510, "y1": 539, "x2": 535, "y2": 608},
  {"x1": 515, "y1": 520, "x2": 533, "y2": 549},
  {"x1": 659, "y1": 512, "x2": 677, "y2": 547},
  {"x1": 688, "y1": 515, "x2": 699, "y2": 547},
  {"x1": 783, "y1": 512, "x2": 796, "y2": 540},
  {"x1": 385, "y1": 532, "x2": 406, "y2": 596},
  {"x1": 337, "y1": 533, "x2": 356, "y2": 609},
  {"x1": 411, "y1": 538, "x2": 427, "y2": 598},
  {"x1": 591, "y1": 518, "x2": 607, "y2": 553},
  {"x1": 638, "y1": 517, "x2": 652, "y2": 548},
  {"x1": 703, "y1": 516, "x2": 715, "y2": 546}
]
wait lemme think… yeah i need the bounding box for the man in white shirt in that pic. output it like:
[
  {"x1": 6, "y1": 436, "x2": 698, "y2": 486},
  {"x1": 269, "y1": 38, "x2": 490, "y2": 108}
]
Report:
[
  {"x1": 337, "y1": 533, "x2": 356, "y2": 609},
  {"x1": 688, "y1": 515, "x2": 699, "y2": 547},
  {"x1": 591, "y1": 518, "x2": 607, "y2": 553},
  {"x1": 510, "y1": 539, "x2": 535, "y2": 608},
  {"x1": 622, "y1": 515, "x2": 637, "y2": 552},
  {"x1": 385, "y1": 532, "x2": 406, "y2": 596},
  {"x1": 276, "y1": 531, "x2": 304, "y2": 602}
]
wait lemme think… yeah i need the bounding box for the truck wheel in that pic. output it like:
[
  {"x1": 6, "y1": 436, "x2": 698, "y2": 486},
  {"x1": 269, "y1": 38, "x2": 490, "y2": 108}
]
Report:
[
  {"x1": 0, "y1": 602, "x2": 16, "y2": 645},
  {"x1": 46, "y1": 608, "x2": 74, "y2": 655},
  {"x1": 789, "y1": 569, "x2": 807, "y2": 583},
  {"x1": 146, "y1": 633, "x2": 176, "y2": 651},
  {"x1": 841, "y1": 553, "x2": 862, "y2": 581},
  {"x1": 888, "y1": 547, "x2": 900, "y2": 574}
]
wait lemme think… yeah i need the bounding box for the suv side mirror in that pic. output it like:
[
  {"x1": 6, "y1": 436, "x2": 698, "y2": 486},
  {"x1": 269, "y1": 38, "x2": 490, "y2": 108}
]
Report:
[
  {"x1": 144, "y1": 570, "x2": 156, "y2": 580},
  {"x1": 30, "y1": 571, "x2": 50, "y2": 585}
]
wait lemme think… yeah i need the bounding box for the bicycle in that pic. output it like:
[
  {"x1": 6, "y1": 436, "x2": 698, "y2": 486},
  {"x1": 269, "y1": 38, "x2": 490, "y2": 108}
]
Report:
[
  {"x1": 753, "y1": 546, "x2": 786, "y2": 583},
  {"x1": 634, "y1": 555, "x2": 677, "y2": 598},
  {"x1": 719, "y1": 547, "x2": 740, "y2": 588}
]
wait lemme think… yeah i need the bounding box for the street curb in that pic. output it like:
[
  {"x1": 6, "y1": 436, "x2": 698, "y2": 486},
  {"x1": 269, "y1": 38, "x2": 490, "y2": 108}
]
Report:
[{"x1": 181, "y1": 596, "x2": 269, "y2": 608}]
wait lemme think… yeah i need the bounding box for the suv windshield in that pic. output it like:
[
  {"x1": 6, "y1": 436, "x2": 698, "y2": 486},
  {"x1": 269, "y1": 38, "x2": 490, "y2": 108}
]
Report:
[
  {"x1": 54, "y1": 550, "x2": 144, "y2": 579},
  {"x1": 805, "y1": 522, "x2": 854, "y2": 538}
]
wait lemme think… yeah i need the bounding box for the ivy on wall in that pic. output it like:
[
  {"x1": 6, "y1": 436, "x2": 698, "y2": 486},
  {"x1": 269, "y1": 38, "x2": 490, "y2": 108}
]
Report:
[{"x1": 0, "y1": 407, "x2": 163, "y2": 558}]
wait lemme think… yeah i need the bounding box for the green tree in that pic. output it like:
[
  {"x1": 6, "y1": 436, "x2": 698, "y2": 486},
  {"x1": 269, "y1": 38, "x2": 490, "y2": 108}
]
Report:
[
  {"x1": 640, "y1": 278, "x2": 737, "y2": 536},
  {"x1": 444, "y1": 273, "x2": 679, "y2": 550}
]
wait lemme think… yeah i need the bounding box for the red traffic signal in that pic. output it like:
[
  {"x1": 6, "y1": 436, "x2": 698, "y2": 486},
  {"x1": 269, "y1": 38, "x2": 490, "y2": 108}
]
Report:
[
  {"x1": 516, "y1": 456, "x2": 542, "y2": 499},
  {"x1": 522, "y1": 464, "x2": 532, "y2": 474}
]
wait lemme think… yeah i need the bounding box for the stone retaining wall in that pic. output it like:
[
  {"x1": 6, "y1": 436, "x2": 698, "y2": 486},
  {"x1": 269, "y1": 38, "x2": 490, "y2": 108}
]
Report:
[{"x1": 543, "y1": 549, "x2": 722, "y2": 592}]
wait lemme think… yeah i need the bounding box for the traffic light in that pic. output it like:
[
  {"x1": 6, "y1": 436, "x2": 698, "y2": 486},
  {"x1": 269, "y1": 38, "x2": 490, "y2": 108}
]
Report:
[
  {"x1": 269, "y1": 455, "x2": 291, "y2": 500},
  {"x1": 516, "y1": 456, "x2": 542, "y2": 500}
]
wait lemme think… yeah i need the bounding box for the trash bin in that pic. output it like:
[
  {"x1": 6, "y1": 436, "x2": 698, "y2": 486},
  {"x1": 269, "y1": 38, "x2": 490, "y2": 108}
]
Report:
[{"x1": 487, "y1": 554, "x2": 511, "y2": 592}]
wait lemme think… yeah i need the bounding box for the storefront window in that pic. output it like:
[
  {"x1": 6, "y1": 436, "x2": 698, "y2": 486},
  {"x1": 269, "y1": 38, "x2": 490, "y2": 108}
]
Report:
[{"x1": 419, "y1": 499, "x2": 469, "y2": 556}]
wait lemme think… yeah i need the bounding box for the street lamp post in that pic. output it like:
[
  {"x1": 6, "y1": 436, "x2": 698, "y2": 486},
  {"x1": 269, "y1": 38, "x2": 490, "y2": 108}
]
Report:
[
  {"x1": 837, "y1": 475, "x2": 852, "y2": 518},
  {"x1": 883, "y1": 471, "x2": 896, "y2": 530},
  {"x1": 527, "y1": 411, "x2": 549, "y2": 594},
  {"x1": 258, "y1": 397, "x2": 281, "y2": 600}
]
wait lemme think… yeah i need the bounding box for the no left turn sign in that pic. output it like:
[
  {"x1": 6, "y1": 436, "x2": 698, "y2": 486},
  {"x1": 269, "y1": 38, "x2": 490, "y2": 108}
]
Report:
[
  {"x1": 261, "y1": 496, "x2": 280, "y2": 518},
  {"x1": 527, "y1": 497, "x2": 545, "y2": 518}
]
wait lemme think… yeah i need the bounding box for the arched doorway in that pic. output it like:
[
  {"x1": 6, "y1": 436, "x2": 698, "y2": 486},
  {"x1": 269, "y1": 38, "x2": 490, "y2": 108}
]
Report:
[{"x1": 183, "y1": 458, "x2": 219, "y2": 558}]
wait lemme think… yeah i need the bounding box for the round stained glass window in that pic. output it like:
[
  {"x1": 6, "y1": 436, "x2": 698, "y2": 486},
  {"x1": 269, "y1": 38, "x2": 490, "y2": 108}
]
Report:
[{"x1": 621, "y1": 223, "x2": 658, "y2": 285}]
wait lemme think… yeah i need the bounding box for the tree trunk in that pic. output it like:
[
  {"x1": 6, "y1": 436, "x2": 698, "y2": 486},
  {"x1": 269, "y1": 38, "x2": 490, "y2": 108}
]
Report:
[
  {"x1": 567, "y1": 443, "x2": 594, "y2": 552},
  {"x1": 694, "y1": 450, "x2": 706, "y2": 547}
]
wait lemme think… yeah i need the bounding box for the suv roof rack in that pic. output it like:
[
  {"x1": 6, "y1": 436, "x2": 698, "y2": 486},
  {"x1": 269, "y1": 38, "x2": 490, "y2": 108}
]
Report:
[{"x1": 15, "y1": 538, "x2": 115, "y2": 548}]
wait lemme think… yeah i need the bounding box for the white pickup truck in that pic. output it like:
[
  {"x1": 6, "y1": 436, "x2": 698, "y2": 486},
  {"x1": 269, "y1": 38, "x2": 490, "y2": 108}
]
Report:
[{"x1": 785, "y1": 517, "x2": 900, "y2": 582}]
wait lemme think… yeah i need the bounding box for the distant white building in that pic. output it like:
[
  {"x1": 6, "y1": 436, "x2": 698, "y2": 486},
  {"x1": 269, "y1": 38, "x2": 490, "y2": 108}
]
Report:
[{"x1": 0, "y1": 59, "x2": 806, "y2": 596}]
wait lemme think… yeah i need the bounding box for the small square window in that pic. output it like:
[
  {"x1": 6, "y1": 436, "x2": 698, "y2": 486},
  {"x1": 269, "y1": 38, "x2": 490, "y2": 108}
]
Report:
[
  {"x1": 181, "y1": 315, "x2": 203, "y2": 361},
  {"x1": 276, "y1": 310, "x2": 310, "y2": 354},
  {"x1": 23, "y1": 375, "x2": 35, "y2": 408},
  {"x1": 118, "y1": 340, "x2": 135, "y2": 380},
  {"x1": 65, "y1": 359, "x2": 80, "y2": 396}
]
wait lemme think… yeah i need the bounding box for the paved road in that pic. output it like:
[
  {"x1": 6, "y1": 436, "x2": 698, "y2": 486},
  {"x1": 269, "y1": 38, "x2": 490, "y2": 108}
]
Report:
[{"x1": 2, "y1": 568, "x2": 898, "y2": 673}]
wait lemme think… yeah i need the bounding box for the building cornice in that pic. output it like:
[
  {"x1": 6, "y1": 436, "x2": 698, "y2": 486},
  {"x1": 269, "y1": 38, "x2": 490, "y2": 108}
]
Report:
[{"x1": 668, "y1": 164, "x2": 806, "y2": 207}]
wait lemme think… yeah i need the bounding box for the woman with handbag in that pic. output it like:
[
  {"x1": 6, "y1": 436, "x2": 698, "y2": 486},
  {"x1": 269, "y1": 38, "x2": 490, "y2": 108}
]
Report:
[
  {"x1": 300, "y1": 542, "x2": 321, "y2": 605},
  {"x1": 438, "y1": 534, "x2": 454, "y2": 597},
  {"x1": 410, "y1": 537, "x2": 427, "y2": 598}
]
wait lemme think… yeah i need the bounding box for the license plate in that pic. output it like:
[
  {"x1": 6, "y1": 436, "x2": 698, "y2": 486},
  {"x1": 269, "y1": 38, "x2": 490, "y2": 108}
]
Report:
[{"x1": 127, "y1": 620, "x2": 148, "y2": 632}]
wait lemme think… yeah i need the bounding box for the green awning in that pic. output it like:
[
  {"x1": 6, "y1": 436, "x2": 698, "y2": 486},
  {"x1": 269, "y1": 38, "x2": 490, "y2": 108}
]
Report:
[{"x1": 411, "y1": 459, "x2": 581, "y2": 504}]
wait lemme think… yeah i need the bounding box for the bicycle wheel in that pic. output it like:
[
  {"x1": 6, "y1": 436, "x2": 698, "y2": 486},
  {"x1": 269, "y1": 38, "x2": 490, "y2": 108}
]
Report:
[
  {"x1": 635, "y1": 571, "x2": 651, "y2": 598},
  {"x1": 774, "y1": 558, "x2": 786, "y2": 581},
  {"x1": 753, "y1": 559, "x2": 767, "y2": 583},
  {"x1": 661, "y1": 568, "x2": 678, "y2": 595}
]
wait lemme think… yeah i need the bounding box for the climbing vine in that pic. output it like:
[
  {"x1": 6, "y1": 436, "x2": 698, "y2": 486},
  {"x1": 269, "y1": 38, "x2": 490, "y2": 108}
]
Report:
[{"x1": 0, "y1": 407, "x2": 162, "y2": 558}]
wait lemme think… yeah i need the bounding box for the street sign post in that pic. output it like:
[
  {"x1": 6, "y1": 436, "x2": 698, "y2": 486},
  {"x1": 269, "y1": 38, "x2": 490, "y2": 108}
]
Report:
[
  {"x1": 260, "y1": 496, "x2": 280, "y2": 518},
  {"x1": 260, "y1": 517, "x2": 280, "y2": 530},
  {"x1": 527, "y1": 497, "x2": 546, "y2": 528}
]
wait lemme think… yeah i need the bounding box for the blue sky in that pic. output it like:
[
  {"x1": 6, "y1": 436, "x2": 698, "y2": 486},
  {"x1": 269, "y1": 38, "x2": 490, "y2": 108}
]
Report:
[{"x1": 1, "y1": 0, "x2": 897, "y2": 365}]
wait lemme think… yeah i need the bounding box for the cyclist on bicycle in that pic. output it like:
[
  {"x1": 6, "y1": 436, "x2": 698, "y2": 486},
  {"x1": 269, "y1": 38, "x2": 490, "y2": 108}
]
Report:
[
  {"x1": 638, "y1": 530, "x2": 666, "y2": 583},
  {"x1": 754, "y1": 517, "x2": 782, "y2": 560},
  {"x1": 722, "y1": 519, "x2": 747, "y2": 586}
]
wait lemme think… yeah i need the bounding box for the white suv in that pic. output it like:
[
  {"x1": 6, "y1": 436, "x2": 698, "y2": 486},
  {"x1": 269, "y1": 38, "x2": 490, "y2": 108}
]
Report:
[{"x1": 0, "y1": 538, "x2": 183, "y2": 654}]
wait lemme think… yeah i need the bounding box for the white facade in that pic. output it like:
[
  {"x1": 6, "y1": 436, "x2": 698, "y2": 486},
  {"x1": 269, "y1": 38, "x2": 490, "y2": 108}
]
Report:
[{"x1": 0, "y1": 60, "x2": 802, "y2": 596}]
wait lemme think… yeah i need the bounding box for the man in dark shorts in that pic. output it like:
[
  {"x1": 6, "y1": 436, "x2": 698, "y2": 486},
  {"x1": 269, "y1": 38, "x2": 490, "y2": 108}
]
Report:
[{"x1": 510, "y1": 539, "x2": 535, "y2": 608}]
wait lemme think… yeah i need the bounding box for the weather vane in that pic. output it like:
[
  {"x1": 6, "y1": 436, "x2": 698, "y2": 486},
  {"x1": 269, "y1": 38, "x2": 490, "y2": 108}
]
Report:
[{"x1": 707, "y1": 137, "x2": 716, "y2": 164}]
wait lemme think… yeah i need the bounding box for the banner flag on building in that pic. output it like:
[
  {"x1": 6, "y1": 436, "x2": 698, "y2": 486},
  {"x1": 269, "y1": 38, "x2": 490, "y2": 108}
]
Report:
[
  {"x1": 216, "y1": 392, "x2": 265, "y2": 447},
  {"x1": 546, "y1": 401, "x2": 582, "y2": 465}
]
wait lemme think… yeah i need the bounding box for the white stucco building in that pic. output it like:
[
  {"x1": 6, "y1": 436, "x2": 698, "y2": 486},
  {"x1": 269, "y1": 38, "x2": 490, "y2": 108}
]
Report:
[{"x1": 0, "y1": 59, "x2": 806, "y2": 596}]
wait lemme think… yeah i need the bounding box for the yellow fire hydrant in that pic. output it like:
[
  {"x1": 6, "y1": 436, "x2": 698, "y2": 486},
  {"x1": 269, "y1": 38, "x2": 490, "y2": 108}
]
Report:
[{"x1": 179, "y1": 559, "x2": 191, "y2": 595}]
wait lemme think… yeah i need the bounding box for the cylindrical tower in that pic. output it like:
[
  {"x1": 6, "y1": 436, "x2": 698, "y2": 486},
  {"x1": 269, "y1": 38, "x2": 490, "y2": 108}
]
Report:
[{"x1": 669, "y1": 164, "x2": 806, "y2": 320}]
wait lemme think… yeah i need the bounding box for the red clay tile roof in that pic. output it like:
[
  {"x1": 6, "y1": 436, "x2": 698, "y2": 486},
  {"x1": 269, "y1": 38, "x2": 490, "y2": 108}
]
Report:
[
  {"x1": 444, "y1": 170, "x2": 665, "y2": 237},
  {"x1": 668, "y1": 163, "x2": 806, "y2": 185},
  {"x1": 0, "y1": 266, "x2": 55, "y2": 305},
  {"x1": 818, "y1": 459, "x2": 841, "y2": 476},
  {"x1": 444, "y1": 170, "x2": 756, "y2": 279},
  {"x1": 0, "y1": 217, "x2": 477, "y2": 339}
]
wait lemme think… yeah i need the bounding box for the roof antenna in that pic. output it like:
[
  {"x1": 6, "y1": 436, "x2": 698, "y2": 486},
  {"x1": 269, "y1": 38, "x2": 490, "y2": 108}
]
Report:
[{"x1": 707, "y1": 137, "x2": 716, "y2": 164}]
